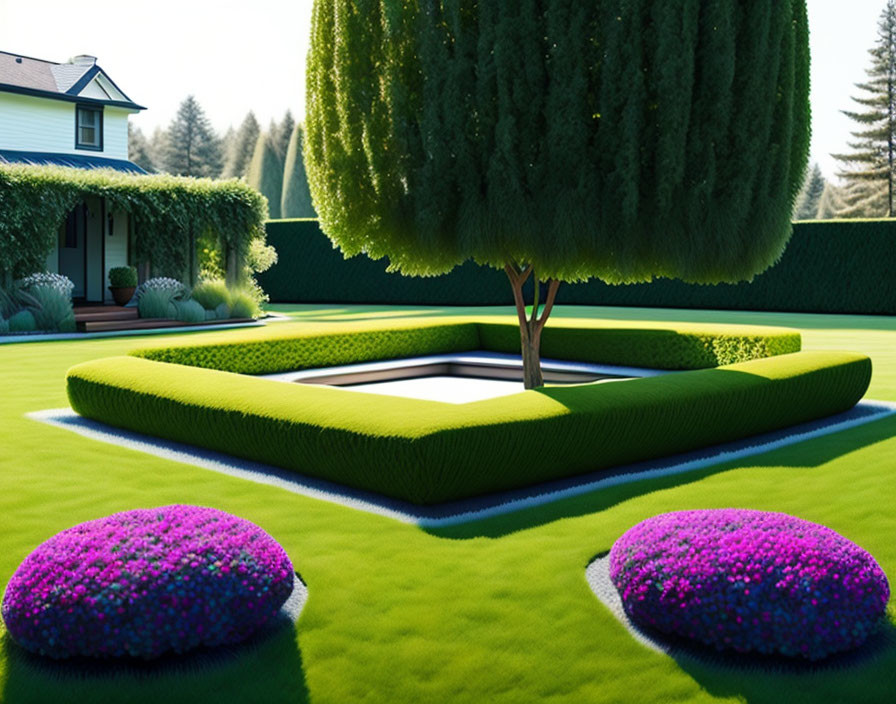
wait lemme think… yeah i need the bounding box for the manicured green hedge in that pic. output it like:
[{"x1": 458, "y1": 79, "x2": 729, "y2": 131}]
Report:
[
  {"x1": 133, "y1": 319, "x2": 801, "y2": 374},
  {"x1": 479, "y1": 322, "x2": 800, "y2": 370},
  {"x1": 67, "y1": 350, "x2": 871, "y2": 505},
  {"x1": 257, "y1": 219, "x2": 896, "y2": 314},
  {"x1": 134, "y1": 321, "x2": 481, "y2": 374}
]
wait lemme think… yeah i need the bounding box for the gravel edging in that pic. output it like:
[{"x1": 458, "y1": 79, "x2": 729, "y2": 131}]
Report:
[{"x1": 28, "y1": 401, "x2": 896, "y2": 528}]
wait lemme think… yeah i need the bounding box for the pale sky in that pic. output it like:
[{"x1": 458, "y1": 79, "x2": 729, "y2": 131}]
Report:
[{"x1": 0, "y1": 0, "x2": 887, "y2": 181}]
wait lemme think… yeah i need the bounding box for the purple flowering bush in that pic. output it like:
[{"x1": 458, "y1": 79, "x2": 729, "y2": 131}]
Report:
[
  {"x1": 1, "y1": 505, "x2": 294, "y2": 660},
  {"x1": 609, "y1": 509, "x2": 890, "y2": 660}
]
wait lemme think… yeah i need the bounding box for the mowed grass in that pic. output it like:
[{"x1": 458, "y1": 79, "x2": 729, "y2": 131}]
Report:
[{"x1": 0, "y1": 303, "x2": 894, "y2": 704}]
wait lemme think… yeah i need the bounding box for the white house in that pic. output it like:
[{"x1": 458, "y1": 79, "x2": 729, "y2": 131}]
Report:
[{"x1": 0, "y1": 50, "x2": 146, "y2": 302}]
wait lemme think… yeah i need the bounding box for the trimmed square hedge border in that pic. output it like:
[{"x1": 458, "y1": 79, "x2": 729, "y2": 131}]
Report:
[
  {"x1": 30, "y1": 400, "x2": 896, "y2": 527},
  {"x1": 65, "y1": 319, "x2": 872, "y2": 505}
]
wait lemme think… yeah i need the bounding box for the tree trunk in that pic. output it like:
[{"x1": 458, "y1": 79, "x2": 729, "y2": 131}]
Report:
[{"x1": 505, "y1": 263, "x2": 561, "y2": 390}]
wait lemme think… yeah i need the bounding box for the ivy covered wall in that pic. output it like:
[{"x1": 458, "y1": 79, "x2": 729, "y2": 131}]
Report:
[{"x1": 0, "y1": 164, "x2": 269, "y2": 288}]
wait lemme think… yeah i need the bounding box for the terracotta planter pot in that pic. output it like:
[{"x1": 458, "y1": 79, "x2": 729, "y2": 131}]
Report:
[{"x1": 109, "y1": 286, "x2": 136, "y2": 306}]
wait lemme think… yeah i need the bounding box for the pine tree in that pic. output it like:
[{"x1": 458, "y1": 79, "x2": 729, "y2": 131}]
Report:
[
  {"x1": 149, "y1": 127, "x2": 168, "y2": 171},
  {"x1": 837, "y1": 179, "x2": 888, "y2": 218},
  {"x1": 833, "y1": 0, "x2": 896, "y2": 217},
  {"x1": 816, "y1": 182, "x2": 845, "y2": 220},
  {"x1": 793, "y1": 164, "x2": 826, "y2": 220},
  {"x1": 128, "y1": 123, "x2": 156, "y2": 173},
  {"x1": 273, "y1": 110, "x2": 296, "y2": 160},
  {"x1": 306, "y1": 0, "x2": 810, "y2": 388},
  {"x1": 219, "y1": 126, "x2": 236, "y2": 177},
  {"x1": 161, "y1": 95, "x2": 223, "y2": 178},
  {"x1": 246, "y1": 132, "x2": 284, "y2": 219},
  {"x1": 222, "y1": 112, "x2": 261, "y2": 179},
  {"x1": 281, "y1": 123, "x2": 316, "y2": 218}
]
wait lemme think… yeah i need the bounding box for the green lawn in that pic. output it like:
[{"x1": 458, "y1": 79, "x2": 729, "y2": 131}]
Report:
[{"x1": 1, "y1": 303, "x2": 894, "y2": 704}]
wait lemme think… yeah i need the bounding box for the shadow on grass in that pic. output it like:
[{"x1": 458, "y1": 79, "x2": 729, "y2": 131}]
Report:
[
  {"x1": 426, "y1": 414, "x2": 896, "y2": 541},
  {"x1": 670, "y1": 621, "x2": 896, "y2": 704},
  {"x1": 1, "y1": 618, "x2": 309, "y2": 704}
]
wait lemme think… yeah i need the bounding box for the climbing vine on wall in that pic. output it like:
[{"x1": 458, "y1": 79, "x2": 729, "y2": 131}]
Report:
[{"x1": 0, "y1": 164, "x2": 268, "y2": 284}]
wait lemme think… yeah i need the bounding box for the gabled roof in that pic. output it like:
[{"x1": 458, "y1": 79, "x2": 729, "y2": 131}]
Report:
[{"x1": 0, "y1": 50, "x2": 145, "y2": 111}]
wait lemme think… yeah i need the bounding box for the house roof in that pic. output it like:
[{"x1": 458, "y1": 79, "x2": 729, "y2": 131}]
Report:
[
  {"x1": 0, "y1": 50, "x2": 145, "y2": 111},
  {"x1": 0, "y1": 150, "x2": 147, "y2": 174}
]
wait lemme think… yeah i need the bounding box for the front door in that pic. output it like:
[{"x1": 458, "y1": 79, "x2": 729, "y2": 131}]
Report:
[{"x1": 59, "y1": 204, "x2": 87, "y2": 299}]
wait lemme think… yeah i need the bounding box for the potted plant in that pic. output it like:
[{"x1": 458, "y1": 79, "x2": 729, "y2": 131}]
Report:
[{"x1": 108, "y1": 266, "x2": 138, "y2": 306}]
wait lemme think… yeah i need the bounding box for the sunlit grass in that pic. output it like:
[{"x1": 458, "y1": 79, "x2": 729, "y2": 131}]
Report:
[{"x1": 1, "y1": 304, "x2": 894, "y2": 703}]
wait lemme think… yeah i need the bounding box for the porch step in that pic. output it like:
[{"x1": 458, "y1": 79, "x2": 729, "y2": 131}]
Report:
[
  {"x1": 73, "y1": 305, "x2": 131, "y2": 315},
  {"x1": 77, "y1": 317, "x2": 256, "y2": 333},
  {"x1": 74, "y1": 308, "x2": 140, "y2": 323}
]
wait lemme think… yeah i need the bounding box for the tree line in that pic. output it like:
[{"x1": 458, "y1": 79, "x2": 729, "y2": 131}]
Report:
[
  {"x1": 796, "y1": 0, "x2": 896, "y2": 220},
  {"x1": 128, "y1": 96, "x2": 315, "y2": 219}
]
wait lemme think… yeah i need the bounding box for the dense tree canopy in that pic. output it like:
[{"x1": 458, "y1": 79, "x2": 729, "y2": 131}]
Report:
[
  {"x1": 307, "y1": 0, "x2": 810, "y2": 285},
  {"x1": 306, "y1": 0, "x2": 810, "y2": 386}
]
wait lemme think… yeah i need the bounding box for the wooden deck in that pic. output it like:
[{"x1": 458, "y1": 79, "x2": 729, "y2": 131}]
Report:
[{"x1": 73, "y1": 305, "x2": 254, "y2": 333}]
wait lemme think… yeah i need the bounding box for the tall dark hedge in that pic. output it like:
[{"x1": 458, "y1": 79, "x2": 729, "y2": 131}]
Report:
[
  {"x1": 257, "y1": 218, "x2": 896, "y2": 315},
  {"x1": 306, "y1": 0, "x2": 810, "y2": 285}
]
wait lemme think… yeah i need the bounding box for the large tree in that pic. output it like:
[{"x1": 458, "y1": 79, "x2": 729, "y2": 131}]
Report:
[
  {"x1": 273, "y1": 110, "x2": 296, "y2": 160},
  {"x1": 222, "y1": 112, "x2": 261, "y2": 179},
  {"x1": 793, "y1": 164, "x2": 826, "y2": 220},
  {"x1": 161, "y1": 95, "x2": 223, "y2": 178},
  {"x1": 247, "y1": 132, "x2": 284, "y2": 219},
  {"x1": 833, "y1": 0, "x2": 896, "y2": 217},
  {"x1": 281, "y1": 123, "x2": 316, "y2": 218},
  {"x1": 128, "y1": 123, "x2": 156, "y2": 173},
  {"x1": 306, "y1": 0, "x2": 810, "y2": 388},
  {"x1": 816, "y1": 182, "x2": 845, "y2": 220}
]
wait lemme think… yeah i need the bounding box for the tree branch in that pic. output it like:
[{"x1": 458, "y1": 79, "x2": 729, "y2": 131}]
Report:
[
  {"x1": 530, "y1": 277, "x2": 540, "y2": 326},
  {"x1": 505, "y1": 263, "x2": 529, "y2": 331},
  {"x1": 536, "y1": 279, "x2": 561, "y2": 332}
]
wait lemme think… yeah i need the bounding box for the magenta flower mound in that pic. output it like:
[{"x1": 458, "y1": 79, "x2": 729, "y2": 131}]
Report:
[
  {"x1": 1, "y1": 505, "x2": 294, "y2": 660},
  {"x1": 609, "y1": 509, "x2": 890, "y2": 660}
]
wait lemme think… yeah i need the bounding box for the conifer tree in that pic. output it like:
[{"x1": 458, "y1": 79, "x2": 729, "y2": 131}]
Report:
[
  {"x1": 274, "y1": 111, "x2": 296, "y2": 160},
  {"x1": 246, "y1": 132, "x2": 284, "y2": 219},
  {"x1": 219, "y1": 126, "x2": 236, "y2": 177},
  {"x1": 833, "y1": 0, "x2": 896, "y2": 217},
  {"x1": 161, "y1": 95, "x2": 223, "y2": 178},
  {"x1": 222, "y1": 112, "x2": 261, "y2": 179},
  {"x1": 816, "y1": 182, "x2": 845, "y2": 220},
  {"x1": 793, "y1": 164, "x2": 827, "y2": 220},
  {"x1": 281, "y1": 123, "x2": 316, "y2": 218},
  {"x1": 837, "y1": 179, "x2": 888, "y2": 218},
  {"x1": 128, "y1": 123, "x2": 156, "y2": 173},
  {"x1": 149, "y1": 127, "x2": 168, "y2": 171},
  {"x1": 306, "y1": 0, "x2": 810, "y2": 388}
]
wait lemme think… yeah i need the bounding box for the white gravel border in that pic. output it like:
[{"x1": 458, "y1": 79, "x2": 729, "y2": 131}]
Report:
[
  {"x1": 586, "y1": 555, "x2": 668, "y2": 655},
  {"x1": 27, "y1": 400, "x2": 896, "y2": 527}
]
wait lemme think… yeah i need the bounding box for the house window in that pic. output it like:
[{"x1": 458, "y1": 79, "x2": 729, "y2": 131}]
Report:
[{"x1": 76, "y1": 105, "x2": 103, "y2": 150}]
